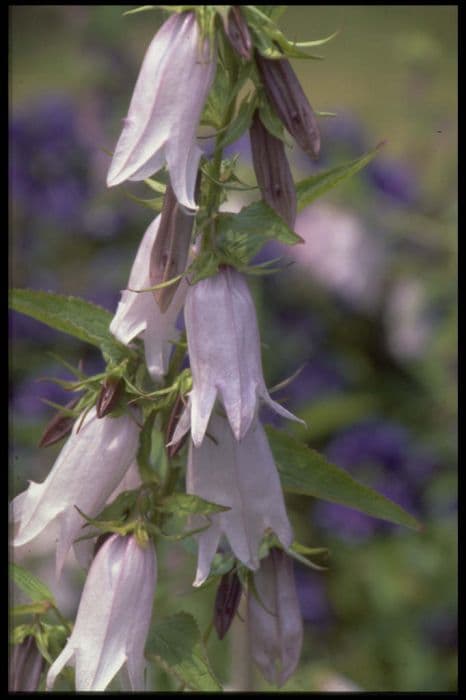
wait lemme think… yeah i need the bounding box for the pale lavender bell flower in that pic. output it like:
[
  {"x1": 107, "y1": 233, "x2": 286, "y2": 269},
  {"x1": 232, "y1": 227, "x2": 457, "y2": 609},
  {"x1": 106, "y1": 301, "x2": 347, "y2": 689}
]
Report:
[
  {"x1": 180, "y1": 266, "x2": 303, "y2": 447},
  {"x1": 186, "y1": 413, "x2": 293, "y2": 586},
  {"x1": 110, "y1": 215, "x2": 187, "y2": 381},
  {"x1": 106, "y1": 12, "x2": 216, "y2": 210},
  {"x1": 248, "y1": 548, "x2": 303, "y2": 687},
  {"x1": 46, "y1": 534, "x2": 156, "y2": 691},
  {"x1": 11, "y1": 407, "x2": 140, "y2": 577}
]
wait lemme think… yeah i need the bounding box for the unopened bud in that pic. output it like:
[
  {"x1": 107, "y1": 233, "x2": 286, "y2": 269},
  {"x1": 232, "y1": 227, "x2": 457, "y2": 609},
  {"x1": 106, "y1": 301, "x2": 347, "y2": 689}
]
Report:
[
  {"x1": 214, "y1": 571, "x2": 242, "y2": 640},
  {"x1": 226, "y1": 6, "x2": 252, "y2": 60},
  {"x1": 96, "y1": 377, "x2": 123, "y2": 418},
  {"x1": 149, "y1": 182, "x2": 195, "y2": 313},
  {"x1": 255, "y1": 52, "x2": 320, "y2": 159},
  {"x1": 250, "y1": 110, "x2": 297, "y2": 228},
  {"x1": 9, "y1": 636, "x2": 45, "y2": 691},
  {"x1": 38, "y1": 398, "x2": 79, "y2": 448}
]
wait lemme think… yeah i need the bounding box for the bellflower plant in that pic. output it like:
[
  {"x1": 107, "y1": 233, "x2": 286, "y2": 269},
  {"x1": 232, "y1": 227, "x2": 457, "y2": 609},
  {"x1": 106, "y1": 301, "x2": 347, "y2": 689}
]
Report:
[
  {"x1": 248, "y1": 548, "x2": 303, "y2": 687},
  {"x1": 186, "y1": 413, "x2": 293, "y2": 586},
  {"x1": 107, "y1": 11, "x2": 216, "y2": 209},
  {"x1": 47, "y1": 534, "x2": 156, "y2": 691},
  {"x1": 110, "y1": 213, "x2": 187, "y2": 380},
  {"x1": 12, "y1": 406, "x2": 140, "y2": 576},
  {"x1": 181, "y1": 266, "x2": 303, "y2": 447},
  {"x1": 10, "y1": 5, "x2": 417, "y2": 692}
]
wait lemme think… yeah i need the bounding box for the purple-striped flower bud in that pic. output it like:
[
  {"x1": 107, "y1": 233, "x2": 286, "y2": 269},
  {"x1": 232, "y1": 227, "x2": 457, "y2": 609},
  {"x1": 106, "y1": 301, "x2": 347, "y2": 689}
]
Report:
[
  {"x1": 186, "y1": 413, "x2": 293, "y2": 586},
  {"x1": 11, "y1": 406, "x2": 140, "y2": 577},
  {"x1": 110, "y1": 215, "x2": 187, "y2": 381},
  {"x1": 225, "y1": 6, "x2": 252, "y2": 60},
  {"x1": 250, "y1": 110, "x2": 297, "y2": 228},
  {"x1": 96, "y1": 377, "x2": 122, "y2": 418},
  {"x1": 181, "y1": 266, "x2": 302, "y2": 446},
  {"x1": 47, "y1": 534, "x2": 157, "y2": 691},
  {"x1": 248, "y1": 548, "x2": 303, "y2": 687},
  {"x1": 214, "y1": 570, "x2": 243, "y2": 640},
  {"x1": 107, "y1": 12, "x2": 216, "y2": 209},
  {"x1": 255, "y1": 52, "x2": 320, "y2": 159},
  {"x1": 149, "y1": 183, "x2": 194, "y2": 313},
  {"x1": 38, "y1": 397, "x2": 79, "y2": 448},
  {"x1": 9, "y1": 636, "x2": 45, "y2": 691}
]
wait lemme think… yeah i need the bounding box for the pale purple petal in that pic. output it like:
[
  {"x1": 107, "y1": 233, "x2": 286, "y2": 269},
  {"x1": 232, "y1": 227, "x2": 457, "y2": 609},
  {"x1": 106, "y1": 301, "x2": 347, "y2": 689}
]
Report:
[
  {"x1": 110, "y1": 215, "x2": 187, "y2": 380},
  {"x1": 188, "y1": 414, "x2": 293, "y2": 586},
  {"x1": 12, "y1": 407, "x2": 140, "y2": 576},
  {"x1": 46, "y1": 535, "x2": 156, "y2": 691},
  {"x1": 107, "y1": 12, "x2": 216, "y2": 209},
  {"x1": 185, "y1": 267, "x2": 301, "y2": 445},
  {"x1": 110, "y1": 216, "x2": 160, "y2": 345},
  {"x1": 248, "y1": 549, "x2": 303, "y2": 687}
]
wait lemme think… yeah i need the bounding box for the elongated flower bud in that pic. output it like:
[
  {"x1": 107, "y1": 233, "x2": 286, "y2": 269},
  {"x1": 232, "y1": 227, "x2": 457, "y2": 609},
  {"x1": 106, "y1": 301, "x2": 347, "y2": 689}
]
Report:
[
  {"x1": 248, "y1": 548, "x2": 303, "y2": 687},
  {"x1": 107, "y1": 12, "x2": 216, "y2": 209},
  {"x1": 96, "y1": 377, "x2": 122, "y2": 418},
  {"x1": 183, "y1": 266, "x2": 302, "y2": 446},
  {"x1": 38, "y1": 397, "x2": 79, "y2": 448},
  {"x1": 214, "y1": 571, "x2": 242, "y2": 640},
  {"x1": 255, "y1": 52, "x2": 320, "y2": 159},
  {"x1": 225, "y1": 6, "x2": 252, "y2": 60},
  {"x1": 9, "y1": 636, "x2": 44, "y2": 691},
  {"x1": 186, "y1": 413, "x2": 293, "y2": 586},
  {"x1": 47, "y1": 535, "x2": 157, "y2": 691},
  {"x1": 149, "y1": 183, "x2": 194, "y2": 313},
  {"x1": 250, "y1": 110, "x2": 297, "y2": 228}
]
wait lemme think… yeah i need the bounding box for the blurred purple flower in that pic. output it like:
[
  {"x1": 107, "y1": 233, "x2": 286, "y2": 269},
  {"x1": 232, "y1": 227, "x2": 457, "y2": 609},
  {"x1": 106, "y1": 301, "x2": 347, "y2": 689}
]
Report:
[
  {"x1": 314, "y1": 419, "x2": 437, "y2": 540},
  {"x1": 10, "y1": 95, "x2": 91, "y2": 224},
  {"x1": 294, "y1": 564, "x2": 333, "y2": 627},
  {"x1": 366, "y1": 157, "x2": 419, "y2": 207}
]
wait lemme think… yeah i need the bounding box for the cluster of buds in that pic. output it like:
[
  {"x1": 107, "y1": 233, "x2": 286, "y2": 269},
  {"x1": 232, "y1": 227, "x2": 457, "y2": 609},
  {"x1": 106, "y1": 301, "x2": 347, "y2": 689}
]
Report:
[{"x1": 11, "y1": 5, "x2": 324, "y2": 691}]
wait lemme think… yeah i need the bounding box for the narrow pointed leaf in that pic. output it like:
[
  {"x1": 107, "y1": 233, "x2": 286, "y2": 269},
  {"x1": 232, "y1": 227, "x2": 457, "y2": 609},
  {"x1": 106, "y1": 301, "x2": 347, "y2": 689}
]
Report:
[
  {"x1": 267, "y1": 427, "x2": 421, "y2": 531},
  {"x1": 9, "y1": 563, "x2": 56, "y2": 605},
  {"x1": 159, "y1": 493, "x2": 231, "y2": 516},
  {"x1": 10, "y1": 289, "x2": 127, "y2": 363},
  {"x1": 296, "y1": 144, "x2": 384, "y2": 210}
]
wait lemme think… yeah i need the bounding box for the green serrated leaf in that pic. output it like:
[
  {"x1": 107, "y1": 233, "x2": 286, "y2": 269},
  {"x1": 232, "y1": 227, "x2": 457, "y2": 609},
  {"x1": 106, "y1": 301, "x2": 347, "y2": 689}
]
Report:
[
  {"x1": 146, "y1": 612, "x2": 222, "y2": 691},
  {"x1": 10, "y1": 563, "x2": 56, "y2": 605},
  {"x1": 296, "y1": 144, "x2": 384, "y2": 211},
  {"x1": 267, "y1": 427, "x2": 421, "y2": 531},
  {"x1": 216, "y1": 201, "x2": 303, "y2": 265},
  {"x1": 159, "y1": 493, "x2": 230, "y2": 516},
  {"x1": 9, "y1": 289, "x2": 128, "y2": 364}
]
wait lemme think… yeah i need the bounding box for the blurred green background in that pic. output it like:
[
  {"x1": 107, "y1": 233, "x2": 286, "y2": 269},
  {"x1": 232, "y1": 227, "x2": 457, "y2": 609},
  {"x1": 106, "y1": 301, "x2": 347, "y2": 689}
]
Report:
[{"x1": 10, "y1": 5, "x2": 457, "y2": 692}]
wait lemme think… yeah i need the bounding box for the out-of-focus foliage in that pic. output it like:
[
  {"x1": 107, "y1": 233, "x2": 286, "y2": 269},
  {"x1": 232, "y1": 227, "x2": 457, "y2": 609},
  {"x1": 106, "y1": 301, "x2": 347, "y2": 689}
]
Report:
[{"x1": 10, "y1": 5, "x2": 456, "y2": 691}]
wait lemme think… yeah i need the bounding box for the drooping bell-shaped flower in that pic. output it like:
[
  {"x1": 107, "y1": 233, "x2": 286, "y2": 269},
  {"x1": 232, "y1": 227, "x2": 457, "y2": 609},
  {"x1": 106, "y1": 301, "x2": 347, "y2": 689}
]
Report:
[
  {"x1": 109, "y1": 215, "x2": 187, "y2": 381},
  {"x1": 186, "y1": 413, "x2": 293, "y2": 586},
  {"x1": 106, "y1": 12, "x2": 216, "y2": 210},
  {"x1": 248, "y1": 548, "x2": 303, "y2": 687},
  {"x1": 182, "y1": 266, "x2": 302, "y2": 446},
  {"x1": 11, "y1": 407, "x2": 140, "y2": 577},
  {"x1": 46, "y1": 534, "x2": 157, "y2": 692}
]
